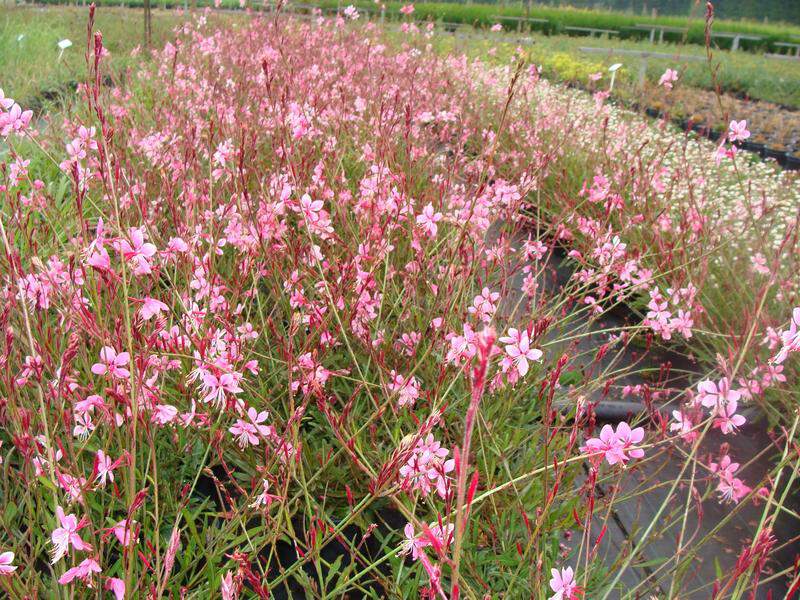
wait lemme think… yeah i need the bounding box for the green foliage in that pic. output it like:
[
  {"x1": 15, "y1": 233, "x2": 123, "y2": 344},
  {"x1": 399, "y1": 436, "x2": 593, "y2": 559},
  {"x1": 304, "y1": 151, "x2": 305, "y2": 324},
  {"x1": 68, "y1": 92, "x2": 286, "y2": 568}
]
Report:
[
  {"x1": 314, "y1": 0, "x2": 800, "y2": 46},
  {"x1": 534, "y1": 0, "x2": 800, "y2": 25},
  {"x1": 28, "y1": 0, "x2": 800, "y2": 46},
  {"x1": 543, "y1": 51, "x2": 608, "y2": 81}
]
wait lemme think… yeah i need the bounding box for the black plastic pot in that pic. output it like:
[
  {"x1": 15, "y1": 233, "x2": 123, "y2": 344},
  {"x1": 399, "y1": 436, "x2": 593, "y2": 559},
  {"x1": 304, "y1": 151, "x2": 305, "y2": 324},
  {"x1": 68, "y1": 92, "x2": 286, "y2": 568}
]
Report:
[
  {"x1": 644, "y1": 107, "x2": 660, "y2": 119},
  {"x1": 785, "y1": 152, "x2": 800, "y2": 171},
  {"x1": 764, "y1": 147, "x2": 789, "y2": 164},
  {"x1": 740, "y1": 140, "x2": 754, "y2": 150},
  {"x1": 741, "y1": 141, "x2": 766, "y2": 157}
]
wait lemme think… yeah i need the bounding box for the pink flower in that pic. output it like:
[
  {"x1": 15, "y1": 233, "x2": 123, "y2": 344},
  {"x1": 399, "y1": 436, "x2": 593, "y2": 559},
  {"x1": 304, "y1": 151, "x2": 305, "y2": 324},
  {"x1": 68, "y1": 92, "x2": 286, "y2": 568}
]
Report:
[
  {"x1": 763, "y1": 363, "x2": 786, "y2": 387},
  {"x1": 388, "y1": 370, "x2": 421, "y2": 408},
  {"x1": 229, "y1": 407, "x2": 271, "y2": 448},
  {"x1": 58, "y1": 557, "x2": 101, "y2": 585},
  {"x1": 714, "y1": 138, "x2": 738, "y2": 164},
  {"x1": 117, "y1": 227, "x2": 157, "y2": 276},
  {"x1": 58, "y1": 472, "x2": 88, "y2": 504},
  {"x1": 395, "y1": 332, "x2": 422, "y2": 357},
  {"x1": 467, "y1": 287, "x2": 499, "y2": 323},
  {"x1": 139, "y1": 297, "x2": 169, "y2": 320},
  {"x1": 399, "y1": 434, "x2": 455, "y2": 498},
  {"x1": 446, "y1": 323, "x2": 478, "y2": 364},
  {"x1": 400, "y1": 521, "x2": 454, "y2": 560},
  {"x1": 0, "y1": 551, "x2": 16, "y2": 575},
  {"x1": 0, "y1": 102, "x2": 33, "y2": 137},
  {"x1": 50, "y1": 506, "x2": 92, "y2": 563},
  {"x1": 105, "y1": 577, "x2": 125, "y2": 600},
  {"x1": 549, "y1": 566, "x2": 581, "y2": 600},
  {"x1": 0, "y1": 89, "x2": 13, "y2": 111},
  {"x1": 772, "y1": 307, "x2": 800, "y2": 364},
  {"x1": 221, "y1": 571, "x2": 239, "y2": 600},
  {"x1": 695, "y1": 377, "x2": 740, "y2": 409},
  {"x1": 73, "y1": 413, "x2": 95, "y2": 438},
  {"x1": 250, "y1": 479, "x2": 281, "y2": 508},
  {"x1": 86, "y1": 246, "x2": 111, "y2": 271},
  {"x1": 669, "y1": 310, "x2": 693, "y2": 339},
  {"x1": 670, "y1": 409, "x2": 698, "y2": 442},
  {"x1": 710, "y1": 454, "x2": 738, "y2": 480},
  {"x1": 499, "y1": 328, "x2": 543, "y2": 378},
  {"x1": 152, "y1": 404, "x2": 178, "y2": 425},
  {"x1": 75, "y1": 394, "x2": 106, "y2": 414},
  {"x1": 401, "y1": 522, "x2": 425, "y2": 560},
  {"x1": 299, "y1": 194, "x2": 324, "y2": 222},
  {"x1": 94, "y1": 450, "x2": 115, "y2": 487},
  {"x1": 166, "y1": 237, "x2": 189, "y2": 253},
  {"x1": 416, "y1": 203, "x2": 443, "y2": 237},
  {"x1": 229, "y1": 419, "x2": 259, "y2": 448},
  {"x1": 710, "y1": 455, "x2": 751, "y2": 504},
  {"x1": 399, "y1": 3, "x2": 414, "y2": 14},
  {"x1": 728, "y1": 120, "x2": 750, "y2": 143},
  {"x1": 111, "y1": 519, "x2": 138, "y2": 547},
  {"x1": 65, "y1": 126, "x2": 96, "y2": 158},
  {"x1": 751, "y1": 253, "x2": 770, "y2": 275},
  {"x1": 91, "y1": 346, "x2": 130, "y2": 380},
  {"x1": 246, "y1": 406, "x2": 272, "y2": 435},
  {"x1": 713, "y1": 398, "x2": 746, "y2": 434},
  {"x1": 581, "y1": 422, "x2": 644, "y2": 466},
  {"x1": 658, "y1": 68, "x2": 678, "y2": 90},
  {"x1": 201, "y1": 370, "x2": 243, "y2": 407},
  {"x1": 522, "y1": 237, "x2": 548, "y2": 261},
  {"x1": 583, "y1": 296, "x2": 603, "y2": 316},
  {"x1": 614, "y1": 421, "x2": 645, "y2": 460}
]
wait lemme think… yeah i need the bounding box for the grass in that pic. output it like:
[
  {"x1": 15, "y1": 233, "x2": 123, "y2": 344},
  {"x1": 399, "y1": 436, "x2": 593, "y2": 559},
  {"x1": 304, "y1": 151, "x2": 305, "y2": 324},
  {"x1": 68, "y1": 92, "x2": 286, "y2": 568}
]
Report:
[{"x1": 0, "y1": 6, "x2": 240, "y2": 110}]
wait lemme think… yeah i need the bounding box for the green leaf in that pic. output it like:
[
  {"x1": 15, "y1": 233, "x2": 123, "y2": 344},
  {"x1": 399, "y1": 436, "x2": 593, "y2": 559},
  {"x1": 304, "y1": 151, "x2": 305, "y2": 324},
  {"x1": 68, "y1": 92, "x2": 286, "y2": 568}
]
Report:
[
  {"x1": 2, "y1": 501, "x2": 17, "y2": 524},
  {"x1": 559, "y1": 370, "x2": 582, "y2": 386}
]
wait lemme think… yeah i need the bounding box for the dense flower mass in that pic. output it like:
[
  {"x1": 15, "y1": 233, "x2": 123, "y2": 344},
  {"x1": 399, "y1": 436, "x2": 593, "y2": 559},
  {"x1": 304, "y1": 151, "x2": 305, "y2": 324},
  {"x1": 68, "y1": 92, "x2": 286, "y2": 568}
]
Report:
[{"x1": 0, "y1": 7, "x2": 798, "y2": 598}]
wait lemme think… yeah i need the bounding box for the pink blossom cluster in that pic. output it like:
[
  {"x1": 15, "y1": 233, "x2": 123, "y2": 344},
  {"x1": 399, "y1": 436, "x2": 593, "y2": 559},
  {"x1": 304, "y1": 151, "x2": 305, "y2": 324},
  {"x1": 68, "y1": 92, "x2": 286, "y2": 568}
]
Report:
[
  {"x1": 398, "y1": 434, "x2": 456, "y2": 499},
  {"x1": 0, "y1": 88, "x2": 32, "y2": 137},
  {"x1": 771, "y1": 307, "x2": 800, "y2": 365},
  {"x1": 581, "y1": 422, "x2": 645, "y2": 467}
]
